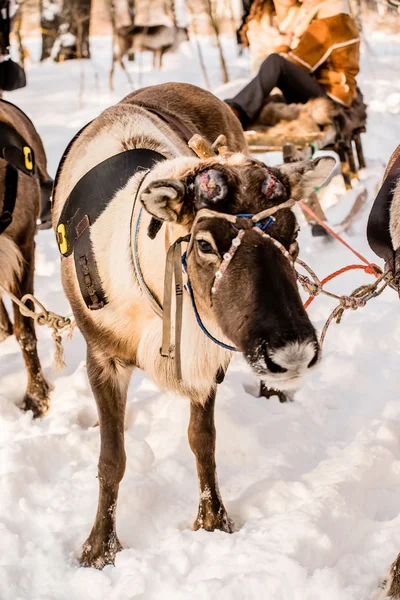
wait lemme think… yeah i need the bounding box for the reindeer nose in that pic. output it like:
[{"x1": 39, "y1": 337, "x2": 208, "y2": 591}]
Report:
[
  {"x1": 264, "y1": 348, "x2": 288, "y2": 374},
  {"x1": 266, "y1": 340, "x2": 319, "y2": 375}
]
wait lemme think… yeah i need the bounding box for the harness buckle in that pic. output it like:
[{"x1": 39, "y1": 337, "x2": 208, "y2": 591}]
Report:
[
  {"x1": 23, "y1": 146, "x2": 33, "y2": 172},
  {"x1": 57, "y1": 223, "x2": 68, "y2": 255}
]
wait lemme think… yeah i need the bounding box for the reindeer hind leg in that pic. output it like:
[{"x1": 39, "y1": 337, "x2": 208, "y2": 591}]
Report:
[
  {"x1": 13, "y1": 241, "x2": 51, "y2": 417},
  {"x1": 80, "y1": 349, "x2": 133, "y2": 568},
  {"x1": 118, "y1": 54, "x2": 133, "y2": 87}
]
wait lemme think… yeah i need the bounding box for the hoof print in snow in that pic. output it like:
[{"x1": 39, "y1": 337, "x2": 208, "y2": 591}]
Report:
[{"x1": 80, "y1": 535, "x2": 123, "y2": 569}]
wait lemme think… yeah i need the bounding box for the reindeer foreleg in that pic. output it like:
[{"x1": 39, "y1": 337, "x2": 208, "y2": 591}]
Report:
[{"x1": 189, "y1": 387, "x2": 233, "y2": 533}]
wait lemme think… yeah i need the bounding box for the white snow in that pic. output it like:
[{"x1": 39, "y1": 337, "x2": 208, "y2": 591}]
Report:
[{"x1": 1, "y1": 30, "x2": 400, "y2": 600}]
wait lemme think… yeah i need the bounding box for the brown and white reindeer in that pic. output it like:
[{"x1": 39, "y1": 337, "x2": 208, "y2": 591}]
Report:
[
  {"x1": 0, "y1": 99, "x2": 52, "y2": 417},
  {"x1": 52, "y1": 82, "x2": 335, "y2": 568},
  {"x1": 110, "y1": 25, "x2": 189, "y2": 89}
]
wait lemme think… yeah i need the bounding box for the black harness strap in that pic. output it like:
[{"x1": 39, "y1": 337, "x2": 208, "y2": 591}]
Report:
[
  {"x1": 56, "y1": 148, "x2": 164, "y2": 310},
  {"x1": 0, "y1": 164, "x2": 18, "y2": 235},
  {"x1": 0, "y1": 120, "x2": 37, "y2": 235},
  {"x1": 54, "y1": 102, "x2": 198, "y2": 311},
  {"x1": 367, "y1": 153, "x2": 400, "y2": 264},
  {"x1": 0, "y1": 121, "x2": 36, "y2": 177}
]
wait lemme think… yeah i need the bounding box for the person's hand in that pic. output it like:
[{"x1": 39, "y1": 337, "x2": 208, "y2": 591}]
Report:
[
  {"x1": 300, "y1": 0, "x2": 321, "y2": 11},
  {"x1": 278, "y1": 34, "x2": 292, "y2": 45}
]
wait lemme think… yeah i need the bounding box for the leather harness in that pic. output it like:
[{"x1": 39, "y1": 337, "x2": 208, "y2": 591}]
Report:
[
  {"x1": 57, "y1": 149, "x2": 164, "y2": 310},
  {"x1": 55, "y1": 105, "x2": 195, "y2": 311},
  {"x1": 0, "y1": 118, "x2": 37, "y2": 235}
]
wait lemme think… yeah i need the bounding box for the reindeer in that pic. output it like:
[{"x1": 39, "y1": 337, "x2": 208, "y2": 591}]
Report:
[
  {"x1": 110, "y1": 25, "x2": 189, "y2": 89},
  {"x1": 368, "y1": 143, "x2": 400, "y2": 600},
  {"x1": 0, "y1": 99, "x2": 51, "y2": 417},
  {"x1": 52, "y1": 82, "x2": 335, "y2": 568}
]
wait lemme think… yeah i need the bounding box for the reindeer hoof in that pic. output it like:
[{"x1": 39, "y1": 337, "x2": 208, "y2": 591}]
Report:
[
  {"x1": 193, "y1": 507, "x2": 234, "y2": 533},
  {"x1": 80, "y1": 533, "x2": 123, "y2": 569},
  {"x1": 374, "y1": 553, "x2": 400, "y2": 599},
  {"x1": 23, "y1": 378, "x2": 52, "y2": 418},
  {"x1": 259, "y1": 382, "x2": 292, "y2": 403}
]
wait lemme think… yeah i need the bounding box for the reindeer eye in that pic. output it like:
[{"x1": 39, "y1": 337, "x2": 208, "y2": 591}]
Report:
[{"x1": 197, "y1": 239, "x2": 215, "y2": 254}]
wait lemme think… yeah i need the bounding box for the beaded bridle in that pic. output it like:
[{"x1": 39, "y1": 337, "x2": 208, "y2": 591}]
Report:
[
  {"x1": 210, "y1": 217, "x2": 296, "y2": 296},
  {"x1": 132, "y1": 133, "x2": 391, "y2": 382},
  {"x1": 183, "y1": 189, "x2": 299, "y2": 299}
]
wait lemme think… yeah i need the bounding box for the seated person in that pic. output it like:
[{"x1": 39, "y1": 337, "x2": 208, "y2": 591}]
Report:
[
  {"x1": 226, "y1": 0, "x2": 360, "y2": 128},
  {"x1": 240, "y1": 0, "x2": 299, "y2": 74}
]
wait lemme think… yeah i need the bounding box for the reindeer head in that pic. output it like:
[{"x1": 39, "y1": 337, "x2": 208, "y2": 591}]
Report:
[{"x1": 140, "y1": 152, "x2": 335, "y2": 390}]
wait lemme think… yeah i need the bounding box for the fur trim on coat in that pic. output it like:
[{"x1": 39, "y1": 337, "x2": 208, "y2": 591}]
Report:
[{"x1": 286, "y1": 13, "x2": 360, "y2": 106}]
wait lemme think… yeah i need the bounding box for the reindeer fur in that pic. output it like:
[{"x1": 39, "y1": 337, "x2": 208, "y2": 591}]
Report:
[
  {"x1": 53, "y1": 83, "x2": 332, "y2": 568},
  {"x1": 257, "y1": 93, "x2": 367, "y2": 139}
]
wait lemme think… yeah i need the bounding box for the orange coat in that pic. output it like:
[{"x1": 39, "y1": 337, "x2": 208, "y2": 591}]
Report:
[{"x1": 282, "y1": 13, "x2": 360, "y2": 106}]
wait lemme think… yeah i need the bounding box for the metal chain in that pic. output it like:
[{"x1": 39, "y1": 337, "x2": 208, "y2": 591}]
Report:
[{"x1": 0, "y1": 283, "x2": 75, "y2": 370}]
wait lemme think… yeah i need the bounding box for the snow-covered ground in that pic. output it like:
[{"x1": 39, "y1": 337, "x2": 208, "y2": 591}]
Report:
[{"x1": 2, "y1": 31, "x2": 400, "y2": 600}]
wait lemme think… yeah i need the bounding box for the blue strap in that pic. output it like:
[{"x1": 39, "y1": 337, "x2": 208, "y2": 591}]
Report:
[
  {"x1": 235, "y1": 213, "x2": 276, "y2": 231},
  {"x1": 134, "y1": 207, "x2": 163, "y2": 314},
  {"x1": 182, "y1": 252, "x2": 238, "y2": 353},
  {"x1": 134, "y1": 209, "x2": 275, "y2": 354}
]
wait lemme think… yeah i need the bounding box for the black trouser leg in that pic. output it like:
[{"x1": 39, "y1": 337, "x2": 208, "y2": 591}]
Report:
[{"x1": 225, "y1": 54, "x2": 326, "y2": 125}]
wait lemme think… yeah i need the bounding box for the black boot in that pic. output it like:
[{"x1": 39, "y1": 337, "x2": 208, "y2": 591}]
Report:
[{"x1": 311, "y1": 223, "x2": 330, "y2": 238}]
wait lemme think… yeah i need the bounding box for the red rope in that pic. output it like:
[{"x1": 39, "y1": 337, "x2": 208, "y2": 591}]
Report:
[
  {"x1": 303, "y1": 264, "x2": 377, "y2": 309},
  {"x1": 297, "y1": 201, "x2": 383, "y2": 309}
]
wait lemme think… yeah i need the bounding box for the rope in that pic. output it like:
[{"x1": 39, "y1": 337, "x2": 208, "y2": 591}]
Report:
[
  {"x1": 298, "y1": 200, "x2": 382, "y2": 273},
  {"x1": 0, "y1": 283, "x2": 75, "y2": 370},
  {"x1": 294, "y1": 199, "x2": 396, "y2": 344},
  {"x1": 303, "y1": 264, "x2": 381, "y2": 309}
]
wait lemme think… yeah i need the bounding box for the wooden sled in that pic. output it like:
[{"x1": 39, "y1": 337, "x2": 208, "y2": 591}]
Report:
[{"x1": 244, "y1": 92, "x2": 368, "y2": 232}]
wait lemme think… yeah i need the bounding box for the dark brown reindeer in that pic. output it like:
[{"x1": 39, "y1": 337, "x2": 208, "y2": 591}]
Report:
[
  {"x1": 368, "y1": 144, "x2": 400, "y2": 600},
  {"x1": 52, "y1": 82, "x2": 334, "y2": 568},
  {"x1": 0, "y1": 100, "x2": 51, "y2": 417}
]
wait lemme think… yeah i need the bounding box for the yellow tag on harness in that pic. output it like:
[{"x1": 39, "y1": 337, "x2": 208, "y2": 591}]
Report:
[
  {"x1": 23, "y1": 146, "x2": 33, "y2": 171},
  {"x1": 57, "y1": 223, "x2": 68, "y2": 255}
]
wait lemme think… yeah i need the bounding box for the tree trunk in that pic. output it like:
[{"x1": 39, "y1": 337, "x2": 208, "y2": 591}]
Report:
[
  {"x1": 13, "y1": 4, "x2": 25, "y2": 66},
  {"x1": 203, "y1": 0, "x2": 229, "y2": 83},
  {"x1": 40, "y1": 0, "x2": 61, "y2": 61},
  {"x1": 169, "y1": 0, "x2": 178, "y2": 25},
  {"x1": 55, "y1": 0, "x2": 92, "y2": 61},
  {"x1": 127, "y1": 0, "x2": 135, "y2": 24}
]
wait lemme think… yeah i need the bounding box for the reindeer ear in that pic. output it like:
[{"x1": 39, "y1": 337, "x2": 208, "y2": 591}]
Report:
[
  {"x1": 194, "y1": 169, "x2": 229, "y2": 210},
  {"x1": 278, "y1": 157, "x2": 337, "y2": 201},
  {"x1": 140, "y1": 179, "x2": 186, "y2": 222}
]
